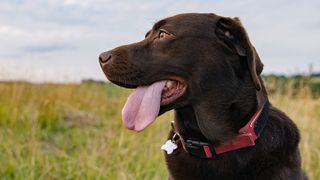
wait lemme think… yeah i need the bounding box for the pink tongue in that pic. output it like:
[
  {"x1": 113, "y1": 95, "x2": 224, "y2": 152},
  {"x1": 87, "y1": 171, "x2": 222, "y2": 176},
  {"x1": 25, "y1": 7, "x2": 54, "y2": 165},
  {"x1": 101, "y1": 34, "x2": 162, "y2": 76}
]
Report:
[{"x1": 121, "y1": 81, "x2": 166, "y2": 131}]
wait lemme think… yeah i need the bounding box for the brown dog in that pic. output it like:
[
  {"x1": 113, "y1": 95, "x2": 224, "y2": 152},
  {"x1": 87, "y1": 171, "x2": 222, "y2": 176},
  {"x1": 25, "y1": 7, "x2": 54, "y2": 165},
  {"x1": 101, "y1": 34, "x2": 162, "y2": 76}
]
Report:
[{"x1": 99, "y1": 13, "x2": 306, "y2": 180}]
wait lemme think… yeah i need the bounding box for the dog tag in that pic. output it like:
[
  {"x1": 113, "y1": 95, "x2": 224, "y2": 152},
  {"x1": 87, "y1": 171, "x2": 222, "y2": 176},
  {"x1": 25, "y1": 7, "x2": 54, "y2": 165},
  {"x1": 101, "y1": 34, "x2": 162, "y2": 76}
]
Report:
[{"x1": 161, "y1": 140, "x2": 177, "y2": 154}]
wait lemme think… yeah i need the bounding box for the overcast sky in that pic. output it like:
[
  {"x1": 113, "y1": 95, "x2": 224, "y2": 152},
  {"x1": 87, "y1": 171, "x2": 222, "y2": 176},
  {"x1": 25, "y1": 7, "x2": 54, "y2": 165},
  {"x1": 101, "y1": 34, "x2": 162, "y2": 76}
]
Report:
[{"x1": 0, "y1": 0, "x2": 319, "y2": 82}]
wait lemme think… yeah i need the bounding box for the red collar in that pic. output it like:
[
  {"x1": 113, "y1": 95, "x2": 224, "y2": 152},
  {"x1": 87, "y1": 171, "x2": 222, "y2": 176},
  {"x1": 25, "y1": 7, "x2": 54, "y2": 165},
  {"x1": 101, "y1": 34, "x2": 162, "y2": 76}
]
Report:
[{"x1": 171, "y1": 102, "x2": 270, "y2": 159}]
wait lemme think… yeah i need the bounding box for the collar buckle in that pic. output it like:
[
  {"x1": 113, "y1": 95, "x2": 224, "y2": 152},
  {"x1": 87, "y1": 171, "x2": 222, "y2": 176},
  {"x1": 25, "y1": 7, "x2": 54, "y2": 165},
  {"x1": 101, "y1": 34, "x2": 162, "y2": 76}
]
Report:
[{"x1": 185, "y1": 139, "x2": 215, "y2": 158}]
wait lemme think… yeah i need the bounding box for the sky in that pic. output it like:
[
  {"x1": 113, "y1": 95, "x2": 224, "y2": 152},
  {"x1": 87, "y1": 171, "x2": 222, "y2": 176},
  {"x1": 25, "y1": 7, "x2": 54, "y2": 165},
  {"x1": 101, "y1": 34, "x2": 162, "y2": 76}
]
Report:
[{"x1": 0, "y1": 0, "x2": 319, "y2": 83}]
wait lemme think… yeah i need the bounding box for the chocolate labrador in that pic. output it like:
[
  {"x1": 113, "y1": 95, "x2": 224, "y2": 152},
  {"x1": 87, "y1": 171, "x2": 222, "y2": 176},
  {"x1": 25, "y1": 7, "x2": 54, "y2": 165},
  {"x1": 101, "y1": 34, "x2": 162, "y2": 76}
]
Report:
[{"x1": 99, "y1": 13, "x2": 306, "y2": 180}]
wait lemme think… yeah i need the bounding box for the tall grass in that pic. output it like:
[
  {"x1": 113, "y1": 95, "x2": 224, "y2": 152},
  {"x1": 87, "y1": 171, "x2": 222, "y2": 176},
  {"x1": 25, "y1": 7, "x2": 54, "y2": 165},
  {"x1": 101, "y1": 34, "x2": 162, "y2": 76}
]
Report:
[
  {"x1": 263, "y1": 76, "x2": 320, "y2": 179},
  {"x1": 0, "y1": 79, "x2": 319, "y2": 179}
]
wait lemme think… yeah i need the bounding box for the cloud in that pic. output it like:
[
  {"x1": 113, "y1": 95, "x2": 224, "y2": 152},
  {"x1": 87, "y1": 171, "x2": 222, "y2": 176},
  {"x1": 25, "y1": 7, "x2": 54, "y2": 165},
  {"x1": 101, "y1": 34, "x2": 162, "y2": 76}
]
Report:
[
  {"x1": 21, "y1": 43, "x2": 76, "y2": 53},
  {"x1": 0, "y1": 0, "x2": 319, "y2": 82}
]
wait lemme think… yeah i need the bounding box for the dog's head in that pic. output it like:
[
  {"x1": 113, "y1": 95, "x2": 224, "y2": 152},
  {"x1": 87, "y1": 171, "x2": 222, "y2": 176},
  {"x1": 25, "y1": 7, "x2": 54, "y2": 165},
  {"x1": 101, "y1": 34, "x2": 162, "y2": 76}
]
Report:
[{"x1": 99, "y1": 13, "x2": 265, "y2": 136}]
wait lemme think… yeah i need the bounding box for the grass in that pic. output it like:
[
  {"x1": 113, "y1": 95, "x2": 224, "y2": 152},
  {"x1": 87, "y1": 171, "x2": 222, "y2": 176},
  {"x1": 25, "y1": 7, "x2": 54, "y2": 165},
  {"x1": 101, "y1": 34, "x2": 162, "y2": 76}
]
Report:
[{"x1": 0, "y1": 80, "x2": 319, "y2": 179}]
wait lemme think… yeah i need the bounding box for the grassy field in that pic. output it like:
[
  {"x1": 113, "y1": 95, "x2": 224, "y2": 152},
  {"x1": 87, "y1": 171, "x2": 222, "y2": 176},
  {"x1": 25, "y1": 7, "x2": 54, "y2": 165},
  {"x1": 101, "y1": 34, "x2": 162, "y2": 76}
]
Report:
[{"x1": 0, "y1": 80, "x2": 319, "y2": 179}]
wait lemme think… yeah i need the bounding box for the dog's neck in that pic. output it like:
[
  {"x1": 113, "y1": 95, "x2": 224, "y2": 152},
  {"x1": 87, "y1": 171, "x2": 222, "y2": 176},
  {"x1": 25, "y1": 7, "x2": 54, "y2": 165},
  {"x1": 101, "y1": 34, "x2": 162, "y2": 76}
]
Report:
[
  {"x1": 174, "y1": 106, "x2": 207, "y2": 140},
  {"x1": 174, "y1": 87, "x2": 268, "y2": 146},
  {"x1": 171, "y1": 88, "x2": 269, "y2": 158}
]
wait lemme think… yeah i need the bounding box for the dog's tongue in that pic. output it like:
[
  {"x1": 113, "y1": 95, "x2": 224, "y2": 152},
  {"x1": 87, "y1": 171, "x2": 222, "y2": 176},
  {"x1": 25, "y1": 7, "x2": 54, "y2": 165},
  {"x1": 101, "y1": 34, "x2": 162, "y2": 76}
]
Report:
[{"x1": 121, "y1": 81, "x2": 166, "y2": 132}]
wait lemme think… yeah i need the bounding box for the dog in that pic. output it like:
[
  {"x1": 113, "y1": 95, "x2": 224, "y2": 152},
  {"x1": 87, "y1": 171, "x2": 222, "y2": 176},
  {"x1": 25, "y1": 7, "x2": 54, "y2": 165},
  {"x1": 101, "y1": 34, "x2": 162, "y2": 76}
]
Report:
[{"x1": 99, "y1": 13, "x2": 306, "y2": 180}]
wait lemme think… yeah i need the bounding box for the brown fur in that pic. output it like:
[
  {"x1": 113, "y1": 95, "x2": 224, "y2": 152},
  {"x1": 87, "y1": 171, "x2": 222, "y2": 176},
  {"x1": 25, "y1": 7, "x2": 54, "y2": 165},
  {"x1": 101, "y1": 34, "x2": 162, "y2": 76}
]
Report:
[{"x1": 99, "y1": 13, "x2": 306, "y2": 180}]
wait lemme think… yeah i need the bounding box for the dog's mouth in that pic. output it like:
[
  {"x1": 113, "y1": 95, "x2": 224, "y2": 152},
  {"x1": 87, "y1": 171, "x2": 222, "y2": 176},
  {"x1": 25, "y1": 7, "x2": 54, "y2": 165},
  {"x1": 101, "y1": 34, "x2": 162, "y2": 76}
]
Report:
[
  {"x1": 161, "y1": 78, "x2": 187, "y2": 106},
  {"x1": 120, "y1": 77, "x2": 187, "y2": 132}
]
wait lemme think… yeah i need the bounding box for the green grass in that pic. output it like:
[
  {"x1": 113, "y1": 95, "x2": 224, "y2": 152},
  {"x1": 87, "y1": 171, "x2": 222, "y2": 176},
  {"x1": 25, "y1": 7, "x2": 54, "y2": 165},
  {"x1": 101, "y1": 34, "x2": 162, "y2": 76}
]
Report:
[{"x1": 0, "y1": 81, "x2": 319, "y2": 179}]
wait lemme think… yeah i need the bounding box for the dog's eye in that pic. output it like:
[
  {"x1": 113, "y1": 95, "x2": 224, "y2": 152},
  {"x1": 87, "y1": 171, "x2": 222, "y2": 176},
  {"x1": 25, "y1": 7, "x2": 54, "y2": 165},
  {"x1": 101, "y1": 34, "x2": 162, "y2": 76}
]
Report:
[{"x1": 159, "y1": 30, "x2": 169, "y2": 39}]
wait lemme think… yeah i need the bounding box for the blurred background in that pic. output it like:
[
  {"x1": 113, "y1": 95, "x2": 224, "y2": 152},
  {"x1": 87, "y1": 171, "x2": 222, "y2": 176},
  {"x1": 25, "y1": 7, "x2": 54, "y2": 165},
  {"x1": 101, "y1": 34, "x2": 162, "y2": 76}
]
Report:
[
  {"x1": 0, "y1": 0, "x2": 319, "y2": 179},
  {"x1": 1, "y1": 0, "x2": 320, "y2": 82}
]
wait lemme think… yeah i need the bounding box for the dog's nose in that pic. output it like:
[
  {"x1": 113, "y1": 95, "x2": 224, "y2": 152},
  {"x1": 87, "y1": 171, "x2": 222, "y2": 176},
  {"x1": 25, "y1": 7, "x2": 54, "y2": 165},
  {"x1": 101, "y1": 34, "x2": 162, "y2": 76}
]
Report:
[{"x1": 99, "y1": 51, "x2": 112, "y2": 64}]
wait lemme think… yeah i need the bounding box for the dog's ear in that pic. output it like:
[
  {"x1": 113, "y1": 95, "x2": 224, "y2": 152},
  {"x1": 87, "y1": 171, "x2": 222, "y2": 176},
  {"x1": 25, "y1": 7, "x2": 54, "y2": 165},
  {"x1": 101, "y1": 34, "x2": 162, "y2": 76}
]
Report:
[{"x1": 215, "y1": 17, "x2": 263, "y2": 90}]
